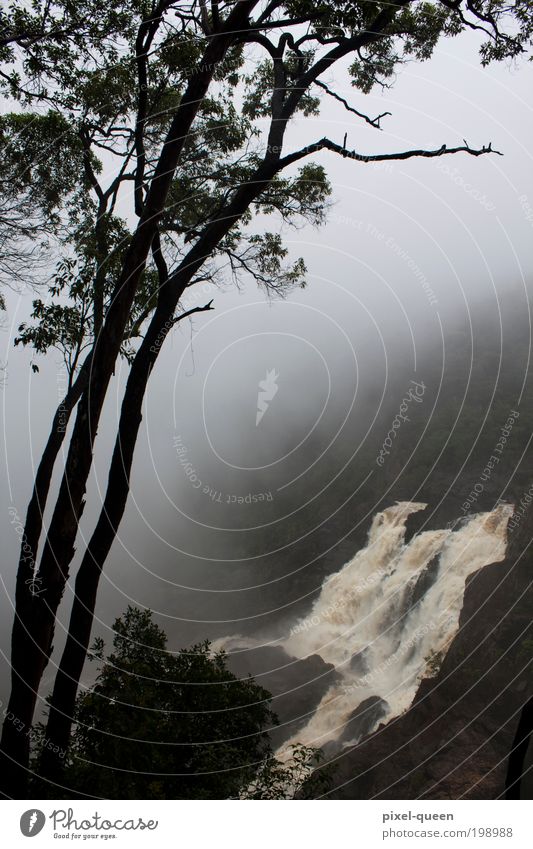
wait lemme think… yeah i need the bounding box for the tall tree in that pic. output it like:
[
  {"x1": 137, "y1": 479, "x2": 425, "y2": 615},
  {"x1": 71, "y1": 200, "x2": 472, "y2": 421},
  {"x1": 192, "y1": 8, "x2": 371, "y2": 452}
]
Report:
[{"x1": 0, "y1": 1, "x2": 530, "y2": 797}]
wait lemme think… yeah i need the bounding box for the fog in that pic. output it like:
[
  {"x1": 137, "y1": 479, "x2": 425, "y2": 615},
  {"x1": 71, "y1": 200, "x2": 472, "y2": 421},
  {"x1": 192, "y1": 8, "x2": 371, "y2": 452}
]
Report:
[{"x1": 1, "y1": 29, "x2": 533, "y2": 706}]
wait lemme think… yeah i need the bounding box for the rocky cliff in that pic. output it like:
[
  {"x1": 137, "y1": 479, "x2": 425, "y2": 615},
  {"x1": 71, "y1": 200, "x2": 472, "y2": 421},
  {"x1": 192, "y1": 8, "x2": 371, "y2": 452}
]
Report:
[{"x1": 324, "y1": 508, "x2": 533, "y2": 799}]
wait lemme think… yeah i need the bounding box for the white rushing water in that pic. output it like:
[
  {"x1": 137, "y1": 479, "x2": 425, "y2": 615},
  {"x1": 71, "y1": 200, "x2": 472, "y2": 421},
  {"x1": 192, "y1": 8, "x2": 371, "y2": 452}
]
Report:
[
  {"x1": 279, "y1": 501, "x2": 512, "y2": 751},
  {"x1": 216, "y1": 501, "x2": 512, "y2": 755}
]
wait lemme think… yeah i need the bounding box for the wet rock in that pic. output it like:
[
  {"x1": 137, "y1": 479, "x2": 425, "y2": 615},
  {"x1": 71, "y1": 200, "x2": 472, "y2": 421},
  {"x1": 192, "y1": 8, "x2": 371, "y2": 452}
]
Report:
[
  {"x1": 223, "y1": 644, "x2": 340, "y2": 747},
  {"x1": 338, "y1": 696, "x2": 389, "y2": 744}
]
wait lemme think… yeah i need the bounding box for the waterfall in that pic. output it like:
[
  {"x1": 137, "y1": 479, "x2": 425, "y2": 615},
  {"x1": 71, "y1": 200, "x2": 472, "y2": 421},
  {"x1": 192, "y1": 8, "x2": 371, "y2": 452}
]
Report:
[
  {"x1": 279, "y1": 501, "x2": 512, "y2": 751},
  {"x1": 215, "y1": 501, "x2": 512, "y2": 755}
]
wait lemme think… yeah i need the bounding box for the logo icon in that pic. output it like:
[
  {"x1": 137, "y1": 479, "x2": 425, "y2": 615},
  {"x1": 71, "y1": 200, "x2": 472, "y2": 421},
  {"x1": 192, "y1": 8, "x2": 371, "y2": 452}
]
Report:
[
  {"x1": 256, "y1": 369, "x2": 279, "y2": 426},
  {"x1": 20, "y1": 810, "x2": 46, "y2": 837}
]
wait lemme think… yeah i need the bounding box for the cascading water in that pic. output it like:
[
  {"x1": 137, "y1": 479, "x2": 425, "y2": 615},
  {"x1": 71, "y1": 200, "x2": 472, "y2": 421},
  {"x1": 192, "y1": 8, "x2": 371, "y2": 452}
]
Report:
[
  {"x1": 279, "y1": 501, "x2": 512, "y2": 752},
  {"x1": 216, "y1": 501, "x2": 512, "y2": 756}
]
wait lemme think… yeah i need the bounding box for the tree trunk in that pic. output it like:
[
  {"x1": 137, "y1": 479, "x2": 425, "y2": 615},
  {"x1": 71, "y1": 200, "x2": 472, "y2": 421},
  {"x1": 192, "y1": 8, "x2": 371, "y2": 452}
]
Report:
[
  {"x1": 0, "y1": 5, "x2": 256, "y2": 795},
  {"x1": 0, "y1": 363, "x2": 88, "y2": 797},
  {"x1": 39, "y1": 301, "x2": 175, "y2": 783},
  {"x1": 20, "y1": 361, "x2": 91, "y2": 572},
  {"x1": 505, "y1": 697, "x2": 533, "y2": 799},
  {"x1": 39, "y1": 158, "x2": 280, "y2": 783}
]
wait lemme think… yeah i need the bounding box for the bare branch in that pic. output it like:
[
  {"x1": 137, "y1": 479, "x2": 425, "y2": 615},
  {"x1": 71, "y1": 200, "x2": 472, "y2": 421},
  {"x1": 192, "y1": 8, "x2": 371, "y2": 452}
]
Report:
[
  {"x1": 172, "y1": 299, "x2": 214, "y2": 324},
  {"x1": 236, "y1": 30, "x2": 278, "y2": 58},
  {"x1": 314, "y1": 79, "x2": 391, "y2": 129},
  {"x1": 278, "y1": 137, "x2": 503, "y2": 170},
  {"x1": 133, "y1": 2, "x2": 175, "y2": 217},
  {"x1": 199, "y1": 0, "x2": 209, "y2": 31}
]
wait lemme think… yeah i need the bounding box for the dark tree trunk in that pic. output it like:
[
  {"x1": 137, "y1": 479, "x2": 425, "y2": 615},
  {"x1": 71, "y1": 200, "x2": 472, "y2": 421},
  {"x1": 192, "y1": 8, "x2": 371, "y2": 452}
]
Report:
[
  {"x1": 39, "y1": 158, "x2": 281, "y2": 782},
  {"x1": 20, "y1": 361, "x2": 91, "y2": 573},
  {"x1": 0, "y1": 5, "x2": 256, "y2": 796},
  {"x1": 39, "y1": 301, "x2": 175, "y2": 782},
  {"x1": 505, "y1": 697, "x2": 533, "y2": 799},
  {"x1": 0, "y1": 363, "x2": 88, "y2": 797}
]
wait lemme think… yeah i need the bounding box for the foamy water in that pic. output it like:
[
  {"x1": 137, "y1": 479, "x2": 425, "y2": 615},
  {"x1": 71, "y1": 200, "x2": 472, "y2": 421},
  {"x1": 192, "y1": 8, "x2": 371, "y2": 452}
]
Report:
[
  {"x1": 281, "y1": 501, "x2": 512, "y2": 751},
  {"x1": 216, "y1": 502, "x2": 512, "y2": 755}
]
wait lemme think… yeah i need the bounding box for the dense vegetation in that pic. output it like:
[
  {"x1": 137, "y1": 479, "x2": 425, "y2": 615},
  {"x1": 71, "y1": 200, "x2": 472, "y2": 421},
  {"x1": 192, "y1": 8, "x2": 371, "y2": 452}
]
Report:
[{"x1": 32, "y1": 607, "x2": 329, "y2": 799}]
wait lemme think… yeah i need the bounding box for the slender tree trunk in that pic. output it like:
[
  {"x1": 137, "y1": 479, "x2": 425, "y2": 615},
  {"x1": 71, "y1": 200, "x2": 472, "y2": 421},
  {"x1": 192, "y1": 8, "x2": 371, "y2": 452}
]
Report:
[
  {"x1": 0, "y1": 4, "x2": 257, "y2": 797},
  {"x1": 39, "y1": 301, "x2": 176, "y2": 783},
  {"x1": 13, "y1": 359, "x2": 90, "y2": 596},
  {"x1": 39, "y1": 158, "x2": 281, "y2": 782},
  {"x1": 22, "y1": 361, "x2": 90, "y2": 564},
  {"x1": 0, "y1": 362, "x2": 88, "y2": 797}
]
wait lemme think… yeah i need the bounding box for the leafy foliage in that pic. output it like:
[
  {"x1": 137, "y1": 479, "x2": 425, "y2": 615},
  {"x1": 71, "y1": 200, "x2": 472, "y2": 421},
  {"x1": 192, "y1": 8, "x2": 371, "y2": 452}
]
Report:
[
  {"x1": 424, "y1": 649, "x2": 445, "y2": 678},
  {"x1": 33, "y1": 607, "x2": 329, "y2": 799}
]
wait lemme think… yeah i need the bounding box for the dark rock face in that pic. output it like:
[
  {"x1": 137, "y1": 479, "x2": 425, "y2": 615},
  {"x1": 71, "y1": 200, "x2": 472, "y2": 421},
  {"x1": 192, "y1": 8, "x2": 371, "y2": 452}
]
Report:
[
  {"x1": 320, "y1": 511, "x2": 533, "y2": 799},
  {"x1": 338, "y1": 696, "x2": 389, "y2": 745},
  {"x1": 409, "y1": 554, "x2": 441, "y2": 609},
  {"x1": 222, "y1": 644, "x2": 340, "y2": 748},
  {"x1": 349, "y1": 649, "x2": 369, "y2": 676}
]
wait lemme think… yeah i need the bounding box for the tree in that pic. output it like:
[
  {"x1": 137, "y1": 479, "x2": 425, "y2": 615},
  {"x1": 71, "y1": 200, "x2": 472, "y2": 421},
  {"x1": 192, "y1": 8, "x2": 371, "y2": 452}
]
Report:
[
  {"x1": 31, "y1": 607, "x2": 328, "y2": 799},
  {"x1": 0, "y1": 110, "x2": 88, "y2": 318},
  {"x1": 1, "y1": 1, "x2": 531, "y2": 798}
]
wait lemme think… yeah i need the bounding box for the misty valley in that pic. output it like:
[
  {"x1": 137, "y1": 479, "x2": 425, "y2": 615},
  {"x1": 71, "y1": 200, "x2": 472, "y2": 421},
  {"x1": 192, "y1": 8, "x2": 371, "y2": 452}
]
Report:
[{"x1": 12, "y1": 294, "x2": 527, "y2": 801}]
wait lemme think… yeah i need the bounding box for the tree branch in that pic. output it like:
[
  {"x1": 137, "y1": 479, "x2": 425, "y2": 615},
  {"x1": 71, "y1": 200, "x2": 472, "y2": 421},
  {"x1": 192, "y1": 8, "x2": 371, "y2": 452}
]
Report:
[
  {"x1": 79, "y1": 125, "x2": 105, "y2": 205},
  {"x1": 314, "y1": 79, "x2": 391, "y2": 129},
  {"x1": 281, "y1": 2, "x2": 412, "y2": 121},
  {"x1": 278, "y1": 137, "x2": 503, "y2": 170},
  {"x1": 151, "y1": 228, "x2": 169, "y2": 284},
  {"x1": 171, "y1": 299, "x2": 214, "y2": 325},
  {"x1": 133, "y1": 1, "x2": 174, "y2": 217}
]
